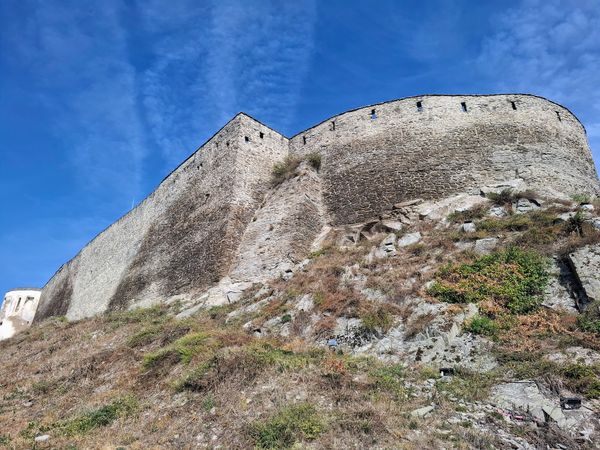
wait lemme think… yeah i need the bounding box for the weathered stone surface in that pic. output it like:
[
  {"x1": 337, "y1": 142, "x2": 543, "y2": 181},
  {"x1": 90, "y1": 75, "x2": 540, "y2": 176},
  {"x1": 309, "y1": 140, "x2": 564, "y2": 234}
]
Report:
[
  {"x1": 474, "y1": 237, "x2": 499, "y2": 254},
  {"x1": 488, "y1": 205, "x2": 508, "y2": 217},
  {"x1": 461, "y1": 222, "x2": 476, "y2": 233},
  {"x1": 568, "y1": 244, "x2": 600, "y2": 303},
  {"x1": 416, "y1": 193, "x2": 488, "y2": 222},
  {"x1": 513, "y1": 198, "x2": 540, "y2": 214},
  {"x1": 490, "y1": 381, "x2": 593, "y2": 430},
  {"x1": 542, "y1": 259, "x2": 578, "y2": 313},
  {"x1": 410, "y1": 405, "x2": 434, "y2": 418},
  {"x1": 479, "y1": 179, "x2": 528, "y2": 196},
  {"x1": 398, "y1": 232, "x2": 422, "y2": 247},
  {"x1": 545, "y1": 346, "x2": 600, "y2": 366}
]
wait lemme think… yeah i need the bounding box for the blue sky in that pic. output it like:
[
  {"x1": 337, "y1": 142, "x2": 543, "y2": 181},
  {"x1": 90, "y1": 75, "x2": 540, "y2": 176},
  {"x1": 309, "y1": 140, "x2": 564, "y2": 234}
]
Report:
[{"x1": 1, "y1": 0, "x2": 599, "y2": 301}]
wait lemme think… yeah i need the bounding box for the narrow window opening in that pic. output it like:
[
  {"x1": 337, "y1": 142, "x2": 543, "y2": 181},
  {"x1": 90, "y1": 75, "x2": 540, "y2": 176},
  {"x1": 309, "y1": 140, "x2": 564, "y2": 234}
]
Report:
[
  {"x1": 461, "y1": 102, "x2": 468, "y2": 112},
  {"x1": 370, "y1": 109, "x2": 377, "y2": 119},
  {"x1": 511, "y1": 101, "x2": 517, "y2": 110},
  {"x1": 416, "y1": 101, "x2": 423, "y2": 112},
  {"x1": 226, "y1": 141, "x2": 230, "y2": 147},
  {"x1": 259, "y1": 131, "x2": 264, "y2": 139},
  {"x1": 215, "y1": 142, "x2": 219, "y2": 148},
  {"x1": 330, "y1": 121, "x2": 336, "y2": 131},
  {"x1": 556, "y1": 111, "x2": 562, "y2": 122},
  {"x1": 244, "y1": 136, "x2": 250, "y2": 142},
  {"x1": 302, "y1": 136, "x2": 307, "y2": 145}
]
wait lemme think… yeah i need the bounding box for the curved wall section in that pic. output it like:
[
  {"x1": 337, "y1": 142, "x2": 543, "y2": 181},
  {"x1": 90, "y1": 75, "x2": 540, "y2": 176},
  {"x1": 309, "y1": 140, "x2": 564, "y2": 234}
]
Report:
[{"x1": 290, "y1": 94, "x2": 599, "y2": 225}]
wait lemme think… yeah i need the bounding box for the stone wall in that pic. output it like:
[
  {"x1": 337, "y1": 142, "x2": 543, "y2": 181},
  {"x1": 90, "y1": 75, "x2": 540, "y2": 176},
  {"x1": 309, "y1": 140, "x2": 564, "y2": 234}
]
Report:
[
  {"x1": 35, "y1": 114, "x2": 289, "y2": 321},
  {"x1": 290, "y1": 94, "x2": 599, "y2": 225},
  {"x1": 34, "y1": 94, "x2": 600, "y2": 321}
]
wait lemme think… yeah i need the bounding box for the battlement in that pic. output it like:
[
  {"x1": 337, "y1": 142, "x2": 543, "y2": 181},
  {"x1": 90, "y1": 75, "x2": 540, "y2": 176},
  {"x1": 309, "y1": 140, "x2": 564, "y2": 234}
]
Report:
[{"x1": 33, "y1": 93, "x2": 599, "y2": 323}]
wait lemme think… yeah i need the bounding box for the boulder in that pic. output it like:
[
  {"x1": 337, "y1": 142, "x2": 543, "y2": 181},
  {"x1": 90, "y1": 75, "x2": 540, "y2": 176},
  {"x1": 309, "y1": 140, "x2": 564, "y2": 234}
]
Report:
[
  {"x1": 490, "y1": 381, "x2": 593, "y2": 430},
  {"x1": 398, "y1": 232, "x2": 422, "y2": 247},
  {"x1": 479, "y1": 179, "x2": 528, "y2": 196},
  {"x1": 474, "y1": 237, "x2": 499, "y2": 254},
  {"x1": 513, "y1": 198, "x2": 540, "y2": 214},
  {"x1": 461, "y1": 222, "x2": 476, "y2": 233},
  {"x1": 488, "y1": 205, "x2": 508, "y2": 218},
  {"x1": 416, "y1": 194, "x2": 487, "y2": 221},
  {"x1": 568, "y1": 244, "x2": 600, "y2": 303},
  {"x1": 410, "y1": 405, "x2": 434, "y2": 418},
  {"x1": 541, "y1": 259, "x2": 578, "y2": 313}
]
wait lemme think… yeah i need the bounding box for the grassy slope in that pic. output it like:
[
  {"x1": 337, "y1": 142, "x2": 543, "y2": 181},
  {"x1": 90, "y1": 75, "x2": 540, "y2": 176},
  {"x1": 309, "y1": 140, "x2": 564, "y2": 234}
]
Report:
[{"x1": 1, "y1": 198, "x2": 600, "y2": 449}]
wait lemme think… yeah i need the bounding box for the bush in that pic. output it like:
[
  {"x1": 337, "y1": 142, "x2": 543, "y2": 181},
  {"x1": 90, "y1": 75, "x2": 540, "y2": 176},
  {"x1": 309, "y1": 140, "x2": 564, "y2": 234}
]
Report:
[
  {"x1": 578, "y1": 301, "x2": 600, "y2": 334},
  {"x1": 271, "y1": 156, "x2": 302, "y2": 186},
  {"x1": 428, "y1": 247, "x2": 549, "y2": 314},
  {"x1": 55, "y1": 397, "x2": 137, "y2": 436},
  {"x1": 486, "y1": 189, "x2": 516, "y2": 206},
  {"x1": 562, "y1": 363, "x2": 600, "y2": 399},
  {"x1": 464, "y1": 315, "x2": 498, "y2": 337},
  {"x1": 360, "y1": 307, "x2": 394, "y2": 333},
  {"x1": 306, "y1": 152, "x2": 322, "y2": 171},
  {"x1": 249, "y1": 403, "x2": 324, "y2": 449}
]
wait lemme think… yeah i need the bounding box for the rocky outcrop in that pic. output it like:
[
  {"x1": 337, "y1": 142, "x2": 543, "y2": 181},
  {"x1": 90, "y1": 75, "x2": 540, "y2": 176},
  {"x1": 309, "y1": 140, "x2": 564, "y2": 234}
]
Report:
[{"x1": 568, "y1": 243, "x2": 600, "y2": 304}]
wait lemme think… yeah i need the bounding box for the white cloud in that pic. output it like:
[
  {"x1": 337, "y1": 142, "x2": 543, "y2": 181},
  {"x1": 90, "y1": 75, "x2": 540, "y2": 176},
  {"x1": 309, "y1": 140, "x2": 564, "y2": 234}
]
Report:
[
  {"x1": 140, "y1": 0, "x2": 317, "y2": 165},
  {"x1": 477, "y1": 0, "x2": 600, "y2": 167}
]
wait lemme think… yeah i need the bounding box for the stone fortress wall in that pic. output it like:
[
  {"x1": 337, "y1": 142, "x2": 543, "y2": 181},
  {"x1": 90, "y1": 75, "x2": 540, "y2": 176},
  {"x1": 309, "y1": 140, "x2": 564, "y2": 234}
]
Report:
[
  {"x1": 289, "y1": 94, "x2": 599, "y2": 225},
  {"x1": 35, "y1": 114, "x2": 289, "y2": 321},
  {"x1": 34, "y1": 94, "x2": 600, "y2": 323}
]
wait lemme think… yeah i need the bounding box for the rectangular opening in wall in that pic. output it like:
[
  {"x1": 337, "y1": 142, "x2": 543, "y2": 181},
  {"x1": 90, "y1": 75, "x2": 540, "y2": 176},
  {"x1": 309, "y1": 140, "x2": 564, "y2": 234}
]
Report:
[
  {"x1": 556, "y1": 111, "x2": 562, "y2": 121},
  {"x1": 461, "y1": 102, "x2": 468, "y2": 112},
  {"x1": 244, "y1": 136, "x2": 250, "y2": 142},
  {"x1": 331, "y1": 121, "x2": 336, "y2": 131},
  {"x1": 511, "y1": 101, "x2": 517, "y2": 110},
  {"x1": 416, "y1": 101, "x2": 423, "y2": 112},
  {"x1": 370, "y1": 109, "x2": 377, "y2": 119},
  {"x1": 302, "y1": 136, "x2": 307, "y2": 145},
  {"x1": 259, "y1": 131, "x2": 264, "y2": 139}
]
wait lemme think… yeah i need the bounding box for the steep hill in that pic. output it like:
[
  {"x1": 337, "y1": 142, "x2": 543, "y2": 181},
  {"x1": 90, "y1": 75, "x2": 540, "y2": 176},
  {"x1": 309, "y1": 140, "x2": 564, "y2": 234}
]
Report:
[{"x1": 2, "y1": 183, "x2": 600, "y2": 449}]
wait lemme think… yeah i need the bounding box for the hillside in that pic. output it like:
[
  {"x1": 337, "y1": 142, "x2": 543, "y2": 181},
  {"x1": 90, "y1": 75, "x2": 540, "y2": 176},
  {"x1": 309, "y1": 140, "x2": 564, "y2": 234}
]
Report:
[{"x1": 2, "y1": 182, "x2": 600, "y2": 449}]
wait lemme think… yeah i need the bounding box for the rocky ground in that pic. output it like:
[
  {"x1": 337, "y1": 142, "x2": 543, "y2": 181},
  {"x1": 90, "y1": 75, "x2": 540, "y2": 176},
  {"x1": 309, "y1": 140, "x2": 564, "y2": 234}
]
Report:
[{"x1": 1, "y1": 183, "x2": 600, "y2": 449}]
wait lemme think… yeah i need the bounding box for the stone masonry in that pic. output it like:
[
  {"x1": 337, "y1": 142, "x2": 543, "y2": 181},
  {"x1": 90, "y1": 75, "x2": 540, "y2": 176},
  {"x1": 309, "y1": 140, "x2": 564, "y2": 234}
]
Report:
[{"x1": 34, "y1": 94, "x2": 600, "y2": 322}]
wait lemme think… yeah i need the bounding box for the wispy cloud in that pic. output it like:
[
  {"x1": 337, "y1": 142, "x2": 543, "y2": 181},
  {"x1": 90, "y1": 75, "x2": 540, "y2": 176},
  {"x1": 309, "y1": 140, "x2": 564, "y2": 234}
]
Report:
[
  {"x1": 1, "y1": 0, "x2": 147, "y2": 207},
  {"x1": 477, "y1": 0, "x2": 600, "y2": 165},
  {"x1": 139, "y1": 0, "x2": 317, "y2": 165}
]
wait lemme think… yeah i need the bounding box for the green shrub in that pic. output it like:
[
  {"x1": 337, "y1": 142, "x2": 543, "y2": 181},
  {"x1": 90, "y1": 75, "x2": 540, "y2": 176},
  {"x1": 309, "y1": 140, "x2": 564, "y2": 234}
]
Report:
[
  {"x1": 464, "y1": 315, "x2": 498, "y2": 337},
  {"x1": 306, "y1": 152, "x2": 322, "y2": 171},
  {"x1": 55, "y1": 397, "x2": 137, "y2": 436},
  {"x1": 249, "y1": 403, "x2": 324, "y2": 449},
  {"x1": 142, "y1": 332, "x2": 210, "y2": 368},
  {"x1": 370, "y1": 364, "x2": 406, "y2": 397},
  {"x1": 448, "y1": 204, "x2": 488, "y2": 223},
  {"x1": 562, "y1": 363, "x2": 600, "y2": 399},
  {"x1": 578, "y1": 301, "x2": 600, "y2": 335},
  {"x1": 572, "y1": 193, "x2": 592, "y2": 204},
  {"x1": 361, "y1": 307, "x2": 394, "y2": 333},
  {"x1": 271, "y1": 156, "x2": 302, "y2": 186},
  {"x1": 478, "y1": 214, "x2": 532, "y2": 232},
  {"x1": 486, "y1": 189, "x2": 516, "y2": 206},
  {"x1": 428, "y1": 247, "x2": 549, "y2": 314},
  {"x1": 564, "y1": 211, "x2": 586, "y2": 236},
  {"x1": 281, "y1": 314, "x2": 292, "y2": 324}
]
